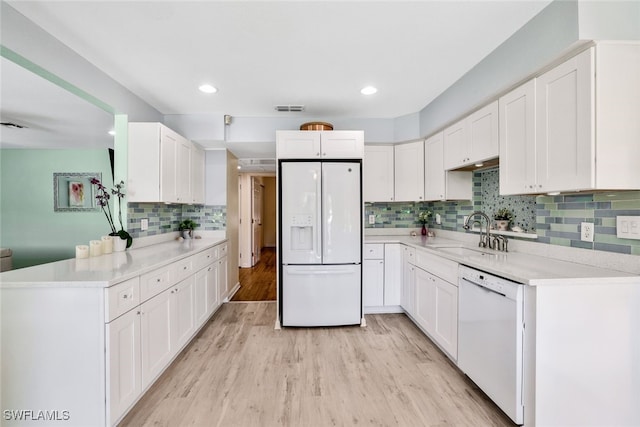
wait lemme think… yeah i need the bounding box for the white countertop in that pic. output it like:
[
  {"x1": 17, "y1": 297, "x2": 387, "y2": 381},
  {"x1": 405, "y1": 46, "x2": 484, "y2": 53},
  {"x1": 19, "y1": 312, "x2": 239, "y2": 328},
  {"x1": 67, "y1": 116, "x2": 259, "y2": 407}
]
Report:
[
  {"x1": 0, "y1": 237, "x2": 226, "y2": 289},
  {"x1": 365, "y1": 235, "x2": 639, "y2": 286}
]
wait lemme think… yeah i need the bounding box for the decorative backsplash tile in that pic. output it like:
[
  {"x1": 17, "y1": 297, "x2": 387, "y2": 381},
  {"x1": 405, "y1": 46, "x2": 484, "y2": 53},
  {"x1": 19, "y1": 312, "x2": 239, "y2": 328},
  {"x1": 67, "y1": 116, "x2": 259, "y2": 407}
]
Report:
[
  {"x1": 127, "y1": 203, "x2": 226, "y2": 238},
  {"x1": 366, "y1": 168, "x2": 640, "y2": 256}
]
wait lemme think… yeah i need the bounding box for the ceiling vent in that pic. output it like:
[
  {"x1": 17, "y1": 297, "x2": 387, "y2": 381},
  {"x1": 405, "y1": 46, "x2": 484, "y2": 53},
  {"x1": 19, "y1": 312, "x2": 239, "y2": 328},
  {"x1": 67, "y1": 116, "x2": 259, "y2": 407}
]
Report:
[{"x1": 274, "y1": 105, "x2": 305, "y2": 112}]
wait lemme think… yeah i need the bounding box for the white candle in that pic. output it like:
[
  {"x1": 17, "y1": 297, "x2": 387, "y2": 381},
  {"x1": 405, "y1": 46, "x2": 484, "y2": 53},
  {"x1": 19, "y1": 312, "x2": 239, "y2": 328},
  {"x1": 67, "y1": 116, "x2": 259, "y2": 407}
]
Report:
[
  {"x1": 76, "y1": 245, "x2": 89, "y2": 259},
  {"x1": 90, "y1": 240, "x2": 102, "y2": 257},
  {"x1": 101, "y1": 235, "x2": 113, "y2": 254}
]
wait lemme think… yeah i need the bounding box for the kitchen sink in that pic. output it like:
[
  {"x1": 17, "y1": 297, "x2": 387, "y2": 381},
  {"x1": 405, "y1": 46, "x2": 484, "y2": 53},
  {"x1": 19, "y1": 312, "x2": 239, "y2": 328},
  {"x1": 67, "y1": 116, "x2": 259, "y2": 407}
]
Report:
[{"x1": 436, "y1": 246, "x2": 497, "y2": 257}]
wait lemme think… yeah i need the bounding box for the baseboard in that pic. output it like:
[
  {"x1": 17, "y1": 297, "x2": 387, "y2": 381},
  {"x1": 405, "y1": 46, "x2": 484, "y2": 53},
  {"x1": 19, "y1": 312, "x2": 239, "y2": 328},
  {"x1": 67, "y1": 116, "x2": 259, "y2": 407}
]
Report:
[{"x1": 363, "y1": 305, "x2": 404, "y2": 314}]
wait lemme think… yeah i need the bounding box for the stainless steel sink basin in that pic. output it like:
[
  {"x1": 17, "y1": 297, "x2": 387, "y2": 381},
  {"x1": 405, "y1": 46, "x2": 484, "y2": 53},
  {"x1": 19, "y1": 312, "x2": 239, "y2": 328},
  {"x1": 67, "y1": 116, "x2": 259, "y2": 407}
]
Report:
[{"x1": 436, "y1": 246, "x2": 497, "y2": 257}]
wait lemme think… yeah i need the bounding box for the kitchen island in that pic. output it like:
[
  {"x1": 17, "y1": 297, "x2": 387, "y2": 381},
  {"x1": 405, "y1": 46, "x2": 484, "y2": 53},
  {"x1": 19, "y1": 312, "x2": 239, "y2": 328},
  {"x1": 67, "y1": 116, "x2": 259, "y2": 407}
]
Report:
[
  {"x1": 1, "y1": 237, "x2": 228, "y2": 427},
  {"x1": 364, "y1": 231, "x2": 640, "y2": 426}
]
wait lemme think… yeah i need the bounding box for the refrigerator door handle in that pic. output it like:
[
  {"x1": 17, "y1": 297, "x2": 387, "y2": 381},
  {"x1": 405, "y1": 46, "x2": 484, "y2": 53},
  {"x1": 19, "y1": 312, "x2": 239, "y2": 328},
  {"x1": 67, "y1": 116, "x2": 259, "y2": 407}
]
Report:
[{"x1": 316, "y1": 167, "x2": 323, "y2": 262}]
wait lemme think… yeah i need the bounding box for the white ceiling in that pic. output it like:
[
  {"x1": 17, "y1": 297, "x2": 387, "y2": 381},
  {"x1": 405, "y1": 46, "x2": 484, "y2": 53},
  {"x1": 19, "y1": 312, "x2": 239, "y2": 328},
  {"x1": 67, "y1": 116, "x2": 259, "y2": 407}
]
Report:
[{"x1": 7, "y1": 1, "x2": 552, "y2": 120}]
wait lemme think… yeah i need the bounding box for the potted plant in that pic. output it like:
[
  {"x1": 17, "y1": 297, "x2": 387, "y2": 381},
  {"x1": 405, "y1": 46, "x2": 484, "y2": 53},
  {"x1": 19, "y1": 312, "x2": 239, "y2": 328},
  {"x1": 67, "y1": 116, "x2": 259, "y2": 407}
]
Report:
[
  {"x1": 494, "y1": 208, "x2": 514, "y2": 231},
  {"x1": 179, "y1": 219, "x2": 199, "y2": 239},
  {"x1": 418, "y1": 210, "x2": 432, "y2": 236},
  {"x1": 90, "y1": 178, "x2": 133, "y2": 251}
]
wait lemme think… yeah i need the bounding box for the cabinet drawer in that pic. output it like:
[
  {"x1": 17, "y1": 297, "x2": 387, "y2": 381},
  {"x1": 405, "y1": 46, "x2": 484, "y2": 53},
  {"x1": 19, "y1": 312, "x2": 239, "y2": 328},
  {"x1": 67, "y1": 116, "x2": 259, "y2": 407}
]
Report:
[
  {"x1": 194, "y1": 248, "x2": 218, "y2": 271},
  {"x1": 415, "y1": 249, "x2": 458, "y2": 284},
  {"x1": 364, "y1": 244, "x2": 384, "y2": 259},
  {"x1": 140, "y1": 264, "x2": 176, "y2": 302},
  {"x1": 174, "y1": 257, "x2": 194, "y2": 282},
  {"x1": 105, "y1": 277, "x2": 140, "y2": 322}
]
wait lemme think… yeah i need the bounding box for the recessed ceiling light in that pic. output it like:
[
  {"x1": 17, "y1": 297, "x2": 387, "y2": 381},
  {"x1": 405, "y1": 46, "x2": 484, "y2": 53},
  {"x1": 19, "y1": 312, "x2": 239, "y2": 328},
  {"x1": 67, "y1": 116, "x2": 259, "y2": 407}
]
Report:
[
  {"x1": 475, "y1": 162, "x2": 484, "y2": 167},
  {"x1": 360, "y1": 86, "x2": 378, "y2": 95},
  {"x1": 547, "y1": 192, "x2": 561, "y2": 196},
  {"x1": 199, "y1": 84, "x2": 218, "y2": 94},
  {"x1": 108, "y1": 130, "x2": 116, "y2": 136}
]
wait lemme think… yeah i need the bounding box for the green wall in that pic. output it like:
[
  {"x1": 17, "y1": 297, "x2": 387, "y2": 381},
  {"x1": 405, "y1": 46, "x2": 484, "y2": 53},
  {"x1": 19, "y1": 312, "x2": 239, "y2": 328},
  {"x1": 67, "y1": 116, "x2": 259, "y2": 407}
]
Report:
[{"x1": 0, "y1": 149, "x2": 113, "y2": 269}]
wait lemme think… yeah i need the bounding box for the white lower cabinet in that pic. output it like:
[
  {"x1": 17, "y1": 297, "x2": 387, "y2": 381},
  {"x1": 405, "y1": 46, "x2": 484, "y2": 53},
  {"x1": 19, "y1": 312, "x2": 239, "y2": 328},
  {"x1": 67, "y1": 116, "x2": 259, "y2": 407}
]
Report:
[
  {"x1": 140, "y1": 288, "x2": 172, "y2": 388},
  {"x1": 414, "y1": 267, "x2": 458, "y2": 360},
  {"x1": 170, "y1": 275, "x2": 196, "y2": 353},
  {"x1": 400, "y1": 246, "x2": 416, "y2": 317},
  {"x1": 106, "y1": 308, "x2": 142, "y2": 426},
  {"x1": 195, "y1": 262, "x2": 219, "y2": 325},
  {"x1": 363, "y1": 243, "x2": 402, "y2": 313}
]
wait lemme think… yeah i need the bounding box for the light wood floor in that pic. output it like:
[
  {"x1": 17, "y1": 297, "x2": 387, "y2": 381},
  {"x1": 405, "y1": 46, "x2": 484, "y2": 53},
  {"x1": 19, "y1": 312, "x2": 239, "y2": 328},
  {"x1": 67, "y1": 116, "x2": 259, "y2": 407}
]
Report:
[
  {"x1": 120, "y1": 302, "x2": 516, "y2": 427},
  {"x1": 233, "y1": 247, "x2": 276, "y2": 301}
]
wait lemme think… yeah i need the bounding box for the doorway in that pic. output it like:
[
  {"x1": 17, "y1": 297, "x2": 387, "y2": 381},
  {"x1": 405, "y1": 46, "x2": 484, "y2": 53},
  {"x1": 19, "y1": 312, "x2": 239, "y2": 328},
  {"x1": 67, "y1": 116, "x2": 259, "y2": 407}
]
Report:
[{"x1": 234, "y1": 174, "x2": 276, "y2": 301}]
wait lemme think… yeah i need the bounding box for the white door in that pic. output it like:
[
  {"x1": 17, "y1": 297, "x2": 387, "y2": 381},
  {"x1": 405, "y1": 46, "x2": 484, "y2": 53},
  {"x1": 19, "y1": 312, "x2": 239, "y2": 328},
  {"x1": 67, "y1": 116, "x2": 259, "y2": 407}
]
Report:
[
  {"x1": 424, "y1": 132, "x2": 445, "y2": 201},
  {"x1": 141, "y1": 290, "x2": 172, "y2": 388},
  {"x1": 205, "y1": 263, "x2": 219, "y2": 316},
  {"x1": 383, "y1": 244, "x2": 402, "y2": 306},
  {"x1": 499, "y1": 79, "x2": 537, "y2": 195},
  {"x1": 433, "y1": 276, "x2": 458, "y2": 359},
  {"x1": 321, "y1": 162, "x2": 361, "y2": 264},
  {"x1": 320, "y1": 130, "x2": 364, "y2": 158},
  {"x1": 251, "y1": 177, "x2": 263, "y2": 266},
  {"x1": 394, "y1": 141, "x2": 425, "y2": 202},
  {"x1": 280, "y1": 162, "x2": 322, "y2": 264},
  {"x1": 363, "y1": 259, "x2": 384, "y2": 307},
  {"x1": 106, "y1": 308, "x2": 141, "y2": 425},
  {"x1": 171, "y1": 276, "x2": 195, "y2": 353},
  {"x1": 414, "y1": 268, "x2": 436, "y2": 333},
  {"x1": 536, "y1": 47, "x2": 594, "y2": 192},
  {"x1": 363, "y1": 145, "x2": 394, "y2": 202},
  {"x1": 276, "y1": 131, "x2": 322, "y2": 159},
  {"x1": 194, "y1": 267, "x2": 208, "y2": 326},
  {"x1": 468, "y1": 100, "x2": 499, "y2": 163}
]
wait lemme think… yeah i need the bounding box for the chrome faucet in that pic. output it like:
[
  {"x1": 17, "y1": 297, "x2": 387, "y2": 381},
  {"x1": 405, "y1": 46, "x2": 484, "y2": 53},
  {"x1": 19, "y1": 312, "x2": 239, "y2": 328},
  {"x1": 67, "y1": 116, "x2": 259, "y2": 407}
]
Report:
[{"x1": 463, "y1": 211, "x2": 492, "y2": 249}]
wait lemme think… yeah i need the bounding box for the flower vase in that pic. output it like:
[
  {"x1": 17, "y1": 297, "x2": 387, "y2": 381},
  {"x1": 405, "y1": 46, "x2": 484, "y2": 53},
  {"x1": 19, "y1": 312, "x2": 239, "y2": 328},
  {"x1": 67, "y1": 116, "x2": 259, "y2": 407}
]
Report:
[
  {"x1": 182, "y1": 229, "x2": 192, "y2": 239},
  {"x1": 113, "y1": 236, "x2": 127, "y2": 252},
  {"x1": 496, "y1": 220, "x2": 509, "y2": 231},
  {"x1": 421, "y1": 225, "x2": 427, "y2": 236}
]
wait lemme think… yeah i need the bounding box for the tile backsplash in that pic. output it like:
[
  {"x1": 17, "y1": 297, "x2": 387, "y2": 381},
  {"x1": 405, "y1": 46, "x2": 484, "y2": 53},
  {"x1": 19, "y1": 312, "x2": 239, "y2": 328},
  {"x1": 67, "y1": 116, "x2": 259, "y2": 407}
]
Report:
[
  {"x1": 127, "y1": 202, "x2": 226, "y2": 238},
  {"x1": 366, "y1": 168, "x2": 640, "y2": 256}
]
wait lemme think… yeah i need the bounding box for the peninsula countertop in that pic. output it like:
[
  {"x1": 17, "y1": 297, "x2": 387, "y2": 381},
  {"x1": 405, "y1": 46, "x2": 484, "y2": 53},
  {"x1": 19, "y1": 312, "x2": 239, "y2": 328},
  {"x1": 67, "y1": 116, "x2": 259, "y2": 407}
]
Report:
[
  {"x1": 0, "y1": 237, "x2": 227, "y2": 289},
  {"x1": 364, "y1": 234, "x2": 639, "y2": 286}
]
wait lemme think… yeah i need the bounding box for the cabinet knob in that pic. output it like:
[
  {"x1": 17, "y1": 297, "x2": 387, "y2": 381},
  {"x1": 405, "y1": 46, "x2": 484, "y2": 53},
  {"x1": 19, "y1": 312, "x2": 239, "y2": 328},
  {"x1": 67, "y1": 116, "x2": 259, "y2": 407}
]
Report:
[
  {"x1": 122, "y1": 294, "x2": 128, "y2": 299},
  {"x1": 316, "y1": 153, "x2": 320, "y2": 157},
  {"x1": 322, "y1": 153, "x2": 326, "y2": 157},
  {"x1": 137, "y1": 311, "x2": 141, "y2": 315},
  {"x1": 183, "y1": 266, "x2": 188, "y2": 270},
  {"x1": 156, "y1": 278, "x2": 161, "y2": 283}
]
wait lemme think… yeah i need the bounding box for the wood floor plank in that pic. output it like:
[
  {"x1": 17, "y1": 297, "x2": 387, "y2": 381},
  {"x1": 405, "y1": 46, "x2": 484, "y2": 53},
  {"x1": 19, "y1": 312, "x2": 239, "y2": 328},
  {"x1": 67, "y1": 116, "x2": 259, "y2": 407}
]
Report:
[{"x1": 119, "y1": 302, "x2": 516, "y2": 427}]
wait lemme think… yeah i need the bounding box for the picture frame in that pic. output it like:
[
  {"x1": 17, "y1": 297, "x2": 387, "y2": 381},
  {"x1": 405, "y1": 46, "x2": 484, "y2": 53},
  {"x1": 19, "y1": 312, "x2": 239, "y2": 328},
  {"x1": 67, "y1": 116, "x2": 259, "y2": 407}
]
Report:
[{"x1": 53, "y1": 172, "x2": 101, "y2": 212}]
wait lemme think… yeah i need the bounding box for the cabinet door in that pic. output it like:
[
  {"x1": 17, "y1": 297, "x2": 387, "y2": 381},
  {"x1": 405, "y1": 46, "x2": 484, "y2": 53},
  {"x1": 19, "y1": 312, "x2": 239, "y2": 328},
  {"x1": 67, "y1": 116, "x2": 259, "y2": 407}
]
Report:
[
  {"x1": 194, "y1": 267, "x2": 208, "y2": 326},
  {"x1": 106, "y1": 309, "x2": 141, "y2": 425},
  {"x1": 414, "y1": 268, "x2": 436, "y2": 334},
  {"x1": 128, "y1": 122, "x2": 161, "y2": 202},
  {"x1": 171, "y1": 275, "x2": 195, "y2": 353},
  {"x1": 383, "y1": 244, "x2": 402, "y2": 306},
  {"x1": 424, "y1": 132, "x2": 446, "y2": 201},
  {"x1": 443, "y1": 119, "x2": 467, "y2": 170},
  {"x1": 499, "y1": 79, "x2": 537, "y2": 195},
  {"x1": 433, "y1": 277, "x2": 458, "y2": 359},
  {"x1": 191, "y1": 144, "x2": 205, "y2": 204},
  {"x1": 176, "y1": 137, "x2": 192, "y2": 203},
  {"x1": 141, "y1": 290, "x2": 172, "y2": 388},
  {"x1": 468, "y1": 100, "x2": 499, "y2": 164},
  {"x1": 536, "y1": 47, "x2": 594, "y2": 193},
  {"x1": 205, "y1": 263, "x2": 219, "y2": 316},
  {"x1": 218, "y1": 256, "x2": 228, "y2": 301},
  {"x1": 320, "y1": 131, "x2": 364, "y2": 159},
  {"x1": 363, "y1": 259, "x2": 384, "y2": 307},
  {"x1": 364, "y1": 145, "x2": 394, "y2": 202},
  {"x1": 160, "y1": 128, "x2": 178, "y2": 203},
  {"x1": 394, "y1": 140, "x2": 424, "y2": 202},
  {"x1": 276, "y1": 131, "x2": 321, "y2": 159},
  {"x1": 400, "y1": 246, "x2": 416, "y2": 316}
]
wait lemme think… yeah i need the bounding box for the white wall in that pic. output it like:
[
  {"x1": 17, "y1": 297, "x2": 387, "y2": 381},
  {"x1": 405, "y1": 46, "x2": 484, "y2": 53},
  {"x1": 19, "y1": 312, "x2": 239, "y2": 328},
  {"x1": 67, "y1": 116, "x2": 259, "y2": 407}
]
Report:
[{"x1": 205, "y1": 150, "x2": 227, "y2": 206}]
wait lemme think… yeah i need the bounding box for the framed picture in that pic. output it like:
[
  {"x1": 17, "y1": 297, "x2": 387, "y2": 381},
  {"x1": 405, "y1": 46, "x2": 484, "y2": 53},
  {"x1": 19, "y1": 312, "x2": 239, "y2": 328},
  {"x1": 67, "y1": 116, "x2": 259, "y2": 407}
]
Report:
[{"x1": 53, "y1": 172, "x2": 101, "y2": 212}]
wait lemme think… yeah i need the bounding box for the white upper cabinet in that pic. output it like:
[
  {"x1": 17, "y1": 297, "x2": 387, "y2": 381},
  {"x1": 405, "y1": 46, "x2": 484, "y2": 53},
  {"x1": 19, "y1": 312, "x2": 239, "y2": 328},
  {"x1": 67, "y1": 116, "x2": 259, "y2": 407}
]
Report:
[
  {"x1": 424, "y1": 132, "x2": 472, "y2": 201},
  {"x1": 394, "y1": 140, "x2": 424, "y2": 202},
  {"x1": 502, "y1": 44, "x2": 640, "y2": 195},
  {"x1": 499, "y1": 79, "x2": 537, "y2": 195},
  {"x1": 444, "y1": 101, "x2": 499, "y2": 170},
  {"x1": 363, "y1": 145, "x2": 394, "y2": 202},
  {"x1": 129, "y1": 122, "x2": 201, "y2": 204},
  {"x1": 190, "y1": 144, "x2": 205, "y2": 204},
  {"x1": 276, "y1": 130, "x2": 364, "y2": 159}
]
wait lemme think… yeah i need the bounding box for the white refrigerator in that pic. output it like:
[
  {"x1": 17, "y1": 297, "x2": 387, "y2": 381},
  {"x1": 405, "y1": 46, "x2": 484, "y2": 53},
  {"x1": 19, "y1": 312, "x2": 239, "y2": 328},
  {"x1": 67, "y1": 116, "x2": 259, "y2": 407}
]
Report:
[{"x1": 279, "y1": 161, "x2": 362, "y2": 327}]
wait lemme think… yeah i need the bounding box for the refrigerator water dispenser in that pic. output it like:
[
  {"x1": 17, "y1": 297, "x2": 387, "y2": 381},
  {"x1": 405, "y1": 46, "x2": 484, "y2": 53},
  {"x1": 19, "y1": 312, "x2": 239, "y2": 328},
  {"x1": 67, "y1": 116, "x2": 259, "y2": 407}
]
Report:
[{"x1": 290, "y1": 214, "x2": 314, "y2": 251}]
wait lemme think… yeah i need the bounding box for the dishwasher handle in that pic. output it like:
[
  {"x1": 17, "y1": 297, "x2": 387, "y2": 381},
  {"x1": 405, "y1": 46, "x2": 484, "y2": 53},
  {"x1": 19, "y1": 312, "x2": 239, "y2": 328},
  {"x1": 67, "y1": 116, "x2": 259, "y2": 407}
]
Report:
[{"x1": 461, "y1": 277, "x2": 507, "y2": 298}]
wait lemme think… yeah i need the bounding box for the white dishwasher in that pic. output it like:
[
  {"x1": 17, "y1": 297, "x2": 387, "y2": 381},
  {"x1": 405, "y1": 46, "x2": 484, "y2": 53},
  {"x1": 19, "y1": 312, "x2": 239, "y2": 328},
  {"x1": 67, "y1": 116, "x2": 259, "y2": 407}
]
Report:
[{"x1": 458, "y1": 265, "x2": 524, "y2": 425}]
